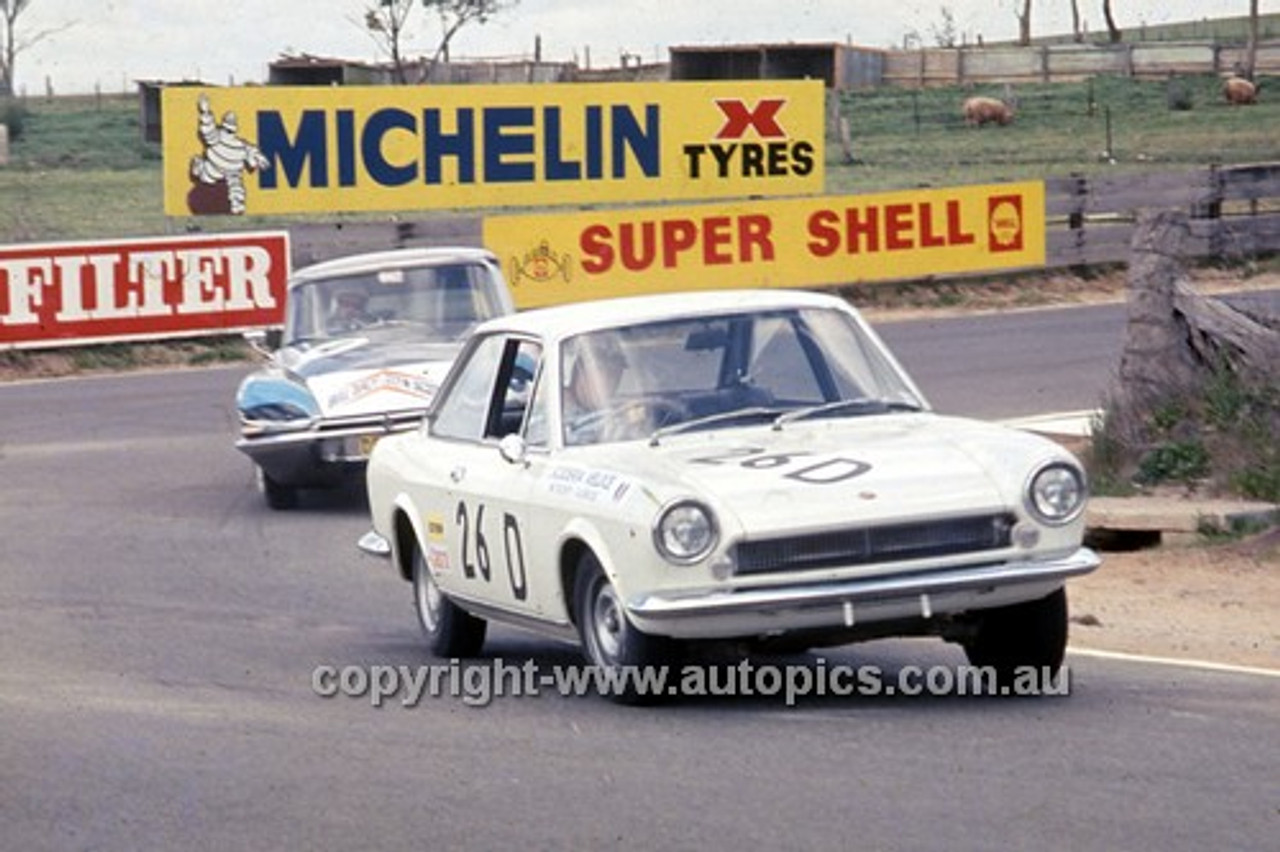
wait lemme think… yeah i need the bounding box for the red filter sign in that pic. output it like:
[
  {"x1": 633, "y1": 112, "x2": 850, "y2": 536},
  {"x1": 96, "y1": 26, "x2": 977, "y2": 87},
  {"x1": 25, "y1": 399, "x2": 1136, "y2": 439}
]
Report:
[{"x1": 0, "y1": 231, "x2": 289, "y2": 349}]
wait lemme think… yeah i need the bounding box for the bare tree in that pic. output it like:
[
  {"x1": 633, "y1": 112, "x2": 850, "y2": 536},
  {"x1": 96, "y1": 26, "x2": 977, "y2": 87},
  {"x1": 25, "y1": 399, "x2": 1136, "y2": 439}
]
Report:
[
  {"x1": 361, "y1": 0, "x2": 517, "y2": 84},
  {"x1": 929, "y1": 6, "x2": 957, "y2": 48},
  {"x1": 1, "y1": 0, "x2": 71, "y2": 97},
  {"x1": 1069, "y1": 0, "x2": 1083, "y2": 43},
  {"x1": 1244, "y1": 0, "x2": 1259, "y2": 79},
  {"x1": 422, "y1": 0, "x2": 517, "y2": 71},
  {"x1": 363, "y1": 0, "x2": 417, "y2": 84},
  {"x1": 1102, "y1": 0, "x2": 1122, "y2": 43},
  {"x1": 1015, "y1": 0, "x2": 1032, "y2": 46}
]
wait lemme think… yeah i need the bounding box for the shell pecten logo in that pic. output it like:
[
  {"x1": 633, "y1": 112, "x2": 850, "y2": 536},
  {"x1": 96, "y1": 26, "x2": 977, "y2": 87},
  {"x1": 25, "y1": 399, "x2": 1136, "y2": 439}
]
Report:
[
  {"x1": 987, "y1": 194, "x2": 1025, "y2": 252},
  {"x1": 511, "y1": 240, "x2": 572, "y2": 287}
]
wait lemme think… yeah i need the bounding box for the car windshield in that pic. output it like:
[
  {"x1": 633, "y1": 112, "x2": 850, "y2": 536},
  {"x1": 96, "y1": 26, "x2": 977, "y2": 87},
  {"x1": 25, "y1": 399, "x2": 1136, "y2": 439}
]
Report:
[
  {"x1": 283, "y1": 262, "x2": 505, "y2": 346},
  {"x1": 560, "y1": 306, "x2": 925, "y2": 446}
]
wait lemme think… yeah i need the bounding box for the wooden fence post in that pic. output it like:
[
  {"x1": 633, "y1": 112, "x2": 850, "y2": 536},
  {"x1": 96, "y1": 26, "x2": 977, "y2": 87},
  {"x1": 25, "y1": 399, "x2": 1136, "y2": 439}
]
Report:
[{"x1": 1190, "y1": 163, "x2": 1224, "y2": 258}]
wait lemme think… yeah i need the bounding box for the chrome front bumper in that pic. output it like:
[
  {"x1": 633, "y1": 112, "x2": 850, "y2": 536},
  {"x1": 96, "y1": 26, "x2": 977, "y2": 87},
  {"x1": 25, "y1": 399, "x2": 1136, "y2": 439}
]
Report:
[{"x1": 627, "y1": 548, "x2": 1101, "y2": 639}]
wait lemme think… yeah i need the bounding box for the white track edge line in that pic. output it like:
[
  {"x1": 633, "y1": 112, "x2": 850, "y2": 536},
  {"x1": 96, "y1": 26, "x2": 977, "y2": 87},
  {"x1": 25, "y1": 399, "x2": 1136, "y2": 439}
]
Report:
[{"x1": 1068, "y1": 646, "x2": 1280, "y2": 679}]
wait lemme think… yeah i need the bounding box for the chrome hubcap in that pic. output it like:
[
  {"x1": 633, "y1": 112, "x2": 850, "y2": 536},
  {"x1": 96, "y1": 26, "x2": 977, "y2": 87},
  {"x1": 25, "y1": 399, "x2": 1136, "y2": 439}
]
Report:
[
  {"x1": 415, "y1": 557, "x2": 441, "y2": 631},
  {"x1": 591, "y1": 582, "x2": 625, "y2": 663}
]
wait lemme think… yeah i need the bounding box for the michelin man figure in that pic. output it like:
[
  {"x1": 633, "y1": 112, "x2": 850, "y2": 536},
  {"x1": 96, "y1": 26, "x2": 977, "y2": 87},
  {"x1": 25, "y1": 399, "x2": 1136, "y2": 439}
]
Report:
[{"x1": 189, "y1": 93, "x2": 270, "y2": 215}]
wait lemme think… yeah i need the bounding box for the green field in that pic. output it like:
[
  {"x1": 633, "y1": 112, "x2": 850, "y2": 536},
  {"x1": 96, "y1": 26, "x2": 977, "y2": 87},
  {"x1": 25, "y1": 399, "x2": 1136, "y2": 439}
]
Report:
[
  {"x1": 1, "y1": 74, "x2": 1279, "y2": 244},
  {"x1": 830, "y1": 74, "x2": 1280, "y2": 193}
]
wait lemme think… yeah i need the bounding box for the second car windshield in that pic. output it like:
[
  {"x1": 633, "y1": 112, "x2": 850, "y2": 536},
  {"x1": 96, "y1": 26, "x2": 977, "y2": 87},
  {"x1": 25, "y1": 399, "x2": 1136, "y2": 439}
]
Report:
[{"x1": 286, "y1": 264, "x2": 502, "y2": 344}]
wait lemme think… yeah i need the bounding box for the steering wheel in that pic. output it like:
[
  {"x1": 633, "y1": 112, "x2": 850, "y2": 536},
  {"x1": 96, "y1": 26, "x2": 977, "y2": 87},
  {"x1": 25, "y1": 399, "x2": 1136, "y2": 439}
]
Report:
[
  {"x1": 569, "y1": 398, "x2": 689, "y2": 444},
  {"x1": 634, "y1": 398, "x2": 689, "y2": 429}
]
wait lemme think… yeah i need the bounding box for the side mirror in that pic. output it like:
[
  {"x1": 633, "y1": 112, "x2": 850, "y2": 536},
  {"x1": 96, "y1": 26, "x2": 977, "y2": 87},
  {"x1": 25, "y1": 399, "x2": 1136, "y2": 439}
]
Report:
[
  {"x1": 498, "y1": 433, "x2": 528, "y2": 466},
  {"x1": 244, "y1": 328, "x2": 282, "y2": 357}
]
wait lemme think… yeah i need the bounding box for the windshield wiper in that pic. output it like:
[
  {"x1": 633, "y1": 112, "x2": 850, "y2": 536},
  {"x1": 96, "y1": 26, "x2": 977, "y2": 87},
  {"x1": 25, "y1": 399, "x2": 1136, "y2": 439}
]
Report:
[
  {"x1": 648, "y1": 406, "x2": 784, "y2": 446},
  {"x1": 772, "y1": 397, "x2": 921, "y2": 429}
]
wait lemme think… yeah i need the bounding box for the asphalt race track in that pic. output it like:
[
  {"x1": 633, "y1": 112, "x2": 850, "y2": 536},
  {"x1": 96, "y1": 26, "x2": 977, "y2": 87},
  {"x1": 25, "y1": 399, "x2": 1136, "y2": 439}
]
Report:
[{"x1": 2, "y1": 300, "x2": 1277, "y2": 851}]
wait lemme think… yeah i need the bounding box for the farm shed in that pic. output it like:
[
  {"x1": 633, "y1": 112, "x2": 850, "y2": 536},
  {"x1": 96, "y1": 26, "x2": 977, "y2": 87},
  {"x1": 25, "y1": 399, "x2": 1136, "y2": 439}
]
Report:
[
  {"x1": 669, "y1": 43, "x2": 885, "y2": 90},
  {"x1": 267, "y1": 55, "x2": 390, "y2": 86},
  {"x1": 136, "y1": 79, "x2": 211, "y2": 144}
]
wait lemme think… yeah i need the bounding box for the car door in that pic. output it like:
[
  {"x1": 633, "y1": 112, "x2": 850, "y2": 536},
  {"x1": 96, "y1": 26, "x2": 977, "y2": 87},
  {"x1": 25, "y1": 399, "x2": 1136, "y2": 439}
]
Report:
[{"x1": 428, "y1": 333, "x2": 544, "y2": 617}]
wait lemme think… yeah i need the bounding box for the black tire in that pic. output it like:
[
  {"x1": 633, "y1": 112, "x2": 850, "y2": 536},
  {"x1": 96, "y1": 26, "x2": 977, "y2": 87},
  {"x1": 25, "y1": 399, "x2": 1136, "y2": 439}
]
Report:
[
  {"x1": 573, "y1": 552, "x2": 671, "y2": 705},
  {"x1": 963, "y1": 587, "x2": 1069, "y2": 694},
  {"x1": 258, "y1": 467, "x2": 299, "y2": 510},
  {"x1": 411, "y1": 546, "x2": 486, "y2": 658}
]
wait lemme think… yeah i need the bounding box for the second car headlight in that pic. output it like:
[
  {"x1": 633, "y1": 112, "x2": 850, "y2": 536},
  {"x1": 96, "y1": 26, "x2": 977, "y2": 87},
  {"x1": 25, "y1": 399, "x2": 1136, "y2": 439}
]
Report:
[
  {"x1": 653, "y1": 500, "x2": 718, "y2": 564},
  {"x1": 1026, "y1": 462, "x2": 1087, "y2": 525}
]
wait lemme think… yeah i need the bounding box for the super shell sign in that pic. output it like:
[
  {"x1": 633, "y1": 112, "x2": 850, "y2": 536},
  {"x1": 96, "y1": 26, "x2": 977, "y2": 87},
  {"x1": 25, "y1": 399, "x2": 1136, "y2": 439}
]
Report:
[{"x1": 485, "y1": 182, "x2": 1046, "y2": 308}]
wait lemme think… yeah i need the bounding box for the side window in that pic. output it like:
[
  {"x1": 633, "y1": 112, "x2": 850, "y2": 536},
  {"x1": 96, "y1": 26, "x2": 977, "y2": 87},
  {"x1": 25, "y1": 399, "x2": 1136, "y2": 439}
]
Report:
[
  {"x1": 523, "y1": 373, "x2": 550, "y2": 447},
  {"x1": 431, "y1": 335, "x2": 506, "y2": 441},
  {"x1": 486, "y1": 339, "x2": 543, "y2": 440},
  {"x1": 286, "y1": 284, "x2": 323, "y2": 343}
]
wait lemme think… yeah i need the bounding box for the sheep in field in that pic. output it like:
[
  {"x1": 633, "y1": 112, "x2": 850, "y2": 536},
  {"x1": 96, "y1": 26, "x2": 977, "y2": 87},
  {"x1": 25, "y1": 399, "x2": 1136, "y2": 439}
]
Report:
[
  {"x1": 1222, "y1": 76, "x2": 1258, "y2": 105},
  {"x1": 962, "y1": 96, "x2": 1015, "y2": 126}
]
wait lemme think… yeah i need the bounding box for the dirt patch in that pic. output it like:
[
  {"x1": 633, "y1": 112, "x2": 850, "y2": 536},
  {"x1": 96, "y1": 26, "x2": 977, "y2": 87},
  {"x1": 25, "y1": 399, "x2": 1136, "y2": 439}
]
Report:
[{"x1": 1069, "y1": 530, "x2": 1280, "y2": 670}]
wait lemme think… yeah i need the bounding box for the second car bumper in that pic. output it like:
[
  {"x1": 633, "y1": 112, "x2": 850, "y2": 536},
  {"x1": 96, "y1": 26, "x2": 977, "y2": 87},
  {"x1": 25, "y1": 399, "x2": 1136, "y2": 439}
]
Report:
[
  {"x1": 236, "y1": 411, "x2": 425, "y2": 485},
  {"x1": 625, "y1": 548, "x2": 1101, "y2": 639}
]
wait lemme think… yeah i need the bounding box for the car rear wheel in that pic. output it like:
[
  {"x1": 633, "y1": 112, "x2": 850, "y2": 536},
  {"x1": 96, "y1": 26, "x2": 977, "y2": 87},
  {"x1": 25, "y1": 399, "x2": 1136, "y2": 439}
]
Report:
[
  {"x1": 963, "y1": 587, "x2": 1068, "y2": 694},
  {"x1": 257, "y1": 467, "x2": 299, "y2": 510},
  {"x1": 573, "y1": 552, "x2": 671, "y2": 704},
  {"x1": 412, "y1": 545, "x2": 486, "y2": 657}
]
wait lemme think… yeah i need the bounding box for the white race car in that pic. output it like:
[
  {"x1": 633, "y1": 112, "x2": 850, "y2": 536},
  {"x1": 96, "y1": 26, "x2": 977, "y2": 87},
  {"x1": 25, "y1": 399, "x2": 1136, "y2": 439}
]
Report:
[
  {"x1": 235, "y1": 247, "x2": 515, "y2": 509},
  {"x1": 361, "y1": 289, "x2": 1099, "y2": 699}
]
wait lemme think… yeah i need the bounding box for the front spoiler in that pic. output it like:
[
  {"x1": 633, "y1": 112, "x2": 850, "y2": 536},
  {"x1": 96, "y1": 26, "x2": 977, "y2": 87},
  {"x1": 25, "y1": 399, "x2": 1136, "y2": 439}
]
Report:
[{"x1": 627, "y1": 548, "x2": 1101, "y2": 638}]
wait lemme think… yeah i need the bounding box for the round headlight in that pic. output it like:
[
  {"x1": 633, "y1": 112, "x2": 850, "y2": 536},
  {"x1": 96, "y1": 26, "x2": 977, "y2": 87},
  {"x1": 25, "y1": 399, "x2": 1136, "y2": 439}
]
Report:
[
  {"x1": 653, "y1": 500, "x2": 718, "y2": 564},
  {"x1": 1026, "y1": 463, "x2": 1087, "y2": 525}
]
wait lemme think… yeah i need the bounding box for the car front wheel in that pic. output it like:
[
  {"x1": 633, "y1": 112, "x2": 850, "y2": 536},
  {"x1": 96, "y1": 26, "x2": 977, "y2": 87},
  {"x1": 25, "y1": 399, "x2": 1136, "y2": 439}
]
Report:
[
  {"x1": 573, "y1": 552, "x2": 672, "y2": 704},
  {"x1": 257, "y1": 467, "x2": 299, "y2": 510},
  {"x1": 412, "y1": 546, "x2": 486, "y2": 657},
  {"x1": 963, "y1": 587, "x2": 1068, "y2": 694}
]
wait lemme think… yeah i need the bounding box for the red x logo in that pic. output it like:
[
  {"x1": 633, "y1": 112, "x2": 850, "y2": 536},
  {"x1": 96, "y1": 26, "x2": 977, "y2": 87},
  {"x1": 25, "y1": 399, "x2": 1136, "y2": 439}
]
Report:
[{"x1": 714, "y1": 98, "x2": 787, "y2": 139}]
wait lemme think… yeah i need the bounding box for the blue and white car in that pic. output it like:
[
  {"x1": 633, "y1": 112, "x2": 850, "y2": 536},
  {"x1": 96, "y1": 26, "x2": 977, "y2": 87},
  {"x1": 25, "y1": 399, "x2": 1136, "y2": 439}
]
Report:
[
  {"x1": 361, "y1": 289, "x2": 1100, "y2": 699},
  {"x1": 235, "y1": 247, "x2": 515, "y2": 509}
]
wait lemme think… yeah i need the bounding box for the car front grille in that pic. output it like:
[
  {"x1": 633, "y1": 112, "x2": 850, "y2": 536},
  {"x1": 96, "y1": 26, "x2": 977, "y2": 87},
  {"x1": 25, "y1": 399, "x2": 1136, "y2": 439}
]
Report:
[{"x1": 732, "y1": 513, "x2": 1016, "y2": 576}]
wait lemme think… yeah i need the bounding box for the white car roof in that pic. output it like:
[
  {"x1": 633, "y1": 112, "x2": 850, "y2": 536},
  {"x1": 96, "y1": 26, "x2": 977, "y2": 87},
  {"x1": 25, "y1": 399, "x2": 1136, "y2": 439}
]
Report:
[
  {"x1": 482, "y1": 288, "x2": 855, "y2": 340},
  {"x1": 289, "y1": 246, "x2": 499, "y2": 288}
]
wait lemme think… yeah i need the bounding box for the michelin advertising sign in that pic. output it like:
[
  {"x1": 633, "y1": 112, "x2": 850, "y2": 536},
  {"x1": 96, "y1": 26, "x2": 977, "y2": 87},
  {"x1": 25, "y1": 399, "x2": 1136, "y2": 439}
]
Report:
[{"x1": 162, "y1": 81, "x2": 825, "y2": 216}]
